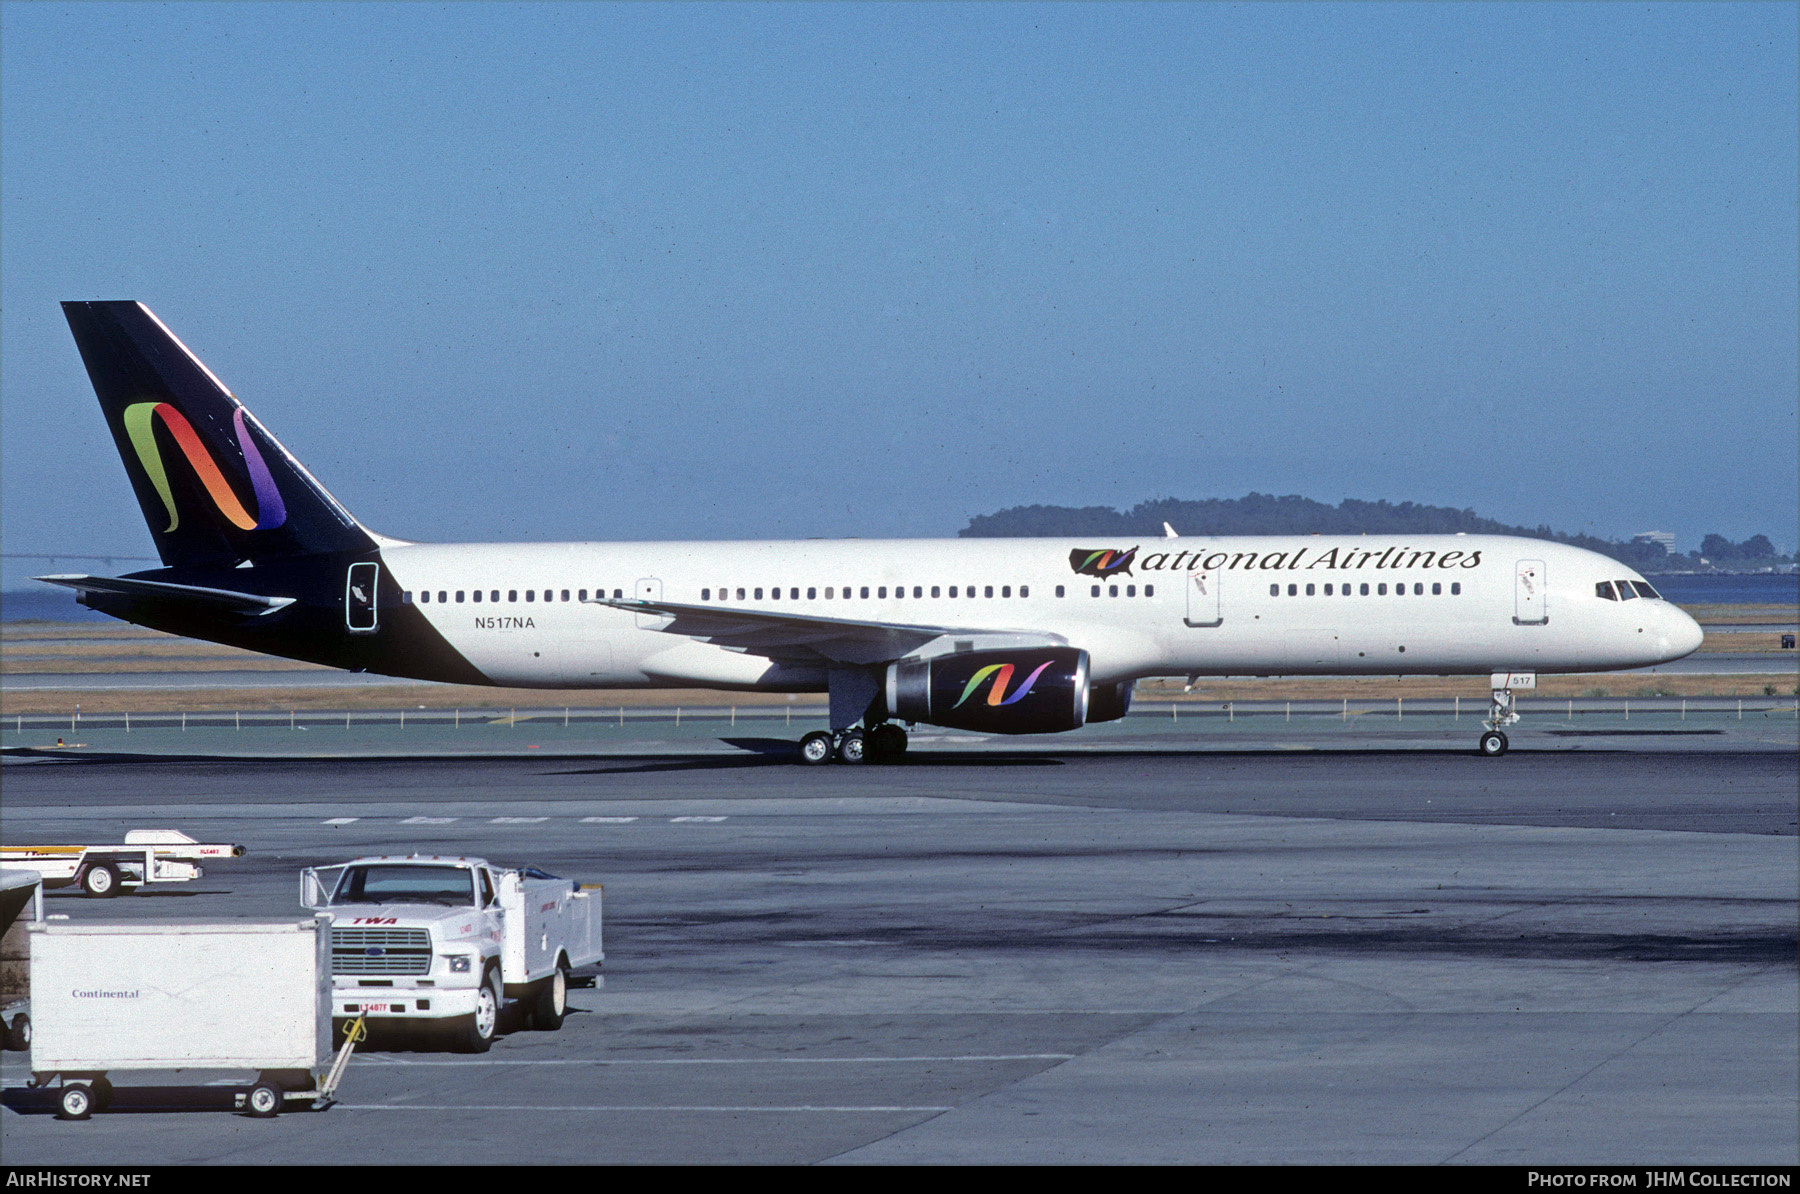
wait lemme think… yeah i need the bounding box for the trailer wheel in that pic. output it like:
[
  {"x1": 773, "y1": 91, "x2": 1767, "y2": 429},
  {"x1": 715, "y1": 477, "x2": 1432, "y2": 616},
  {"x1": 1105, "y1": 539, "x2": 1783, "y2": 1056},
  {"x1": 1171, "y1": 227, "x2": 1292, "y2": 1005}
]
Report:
[
  {"x1": 244, "y1": 1082, "x2": 282, "y2": 1118},
  {"x1": 450, "y1": 966, "x2": 501, "y2": 1053},
  {"x1": 57, "y1": 1084, "x2": 93, "y2": 1120},
  {"x1": 3, "y1": 1013, "x2": 28, "y2": 1052},
  {"x1": 79, "y1": 862, "x2": 122, "y2": 898},
  {"x1": 530, "y1": 961, "x2": 568, "y2": 1031}
]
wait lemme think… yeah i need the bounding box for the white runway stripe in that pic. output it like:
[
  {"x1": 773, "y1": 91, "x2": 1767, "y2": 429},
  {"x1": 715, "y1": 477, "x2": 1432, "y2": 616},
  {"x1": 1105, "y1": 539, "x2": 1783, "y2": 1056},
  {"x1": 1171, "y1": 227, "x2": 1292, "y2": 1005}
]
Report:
[
  {"x1": 336, "y1": 1103, "x2": 953, "y2": 1113},
  {"x1": 357, "y1": 1054, "x2": 1075, "y2": 1066}
]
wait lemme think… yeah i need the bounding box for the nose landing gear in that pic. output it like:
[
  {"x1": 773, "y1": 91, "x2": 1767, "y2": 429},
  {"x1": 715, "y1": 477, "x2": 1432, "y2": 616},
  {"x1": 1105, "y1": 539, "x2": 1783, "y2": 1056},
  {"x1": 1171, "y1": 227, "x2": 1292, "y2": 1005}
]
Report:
[{"x1": 1479, "y1": 672, "x2": 1531, "y2": 756}]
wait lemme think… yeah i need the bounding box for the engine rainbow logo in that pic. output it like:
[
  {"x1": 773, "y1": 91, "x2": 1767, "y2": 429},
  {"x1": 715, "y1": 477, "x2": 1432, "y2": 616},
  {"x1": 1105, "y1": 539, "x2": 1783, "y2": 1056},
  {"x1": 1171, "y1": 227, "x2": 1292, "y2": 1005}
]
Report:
[
  {"x1": 122, "y1": 402, "x2": 286, "y2": 532},
  {"x1": 1070, "y1": 546, "x2": 1138, "y2": 578},
  {"x1": 952, "y1": 660, "x2": 1056, "y2": 710}
]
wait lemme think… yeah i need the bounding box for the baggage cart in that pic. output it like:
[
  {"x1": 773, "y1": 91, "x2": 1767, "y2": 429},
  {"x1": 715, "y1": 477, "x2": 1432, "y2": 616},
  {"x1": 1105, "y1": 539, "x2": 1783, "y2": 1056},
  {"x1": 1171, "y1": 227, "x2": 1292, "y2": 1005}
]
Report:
[{"x1": 25, "y1": 916, "x2": 356, "y2": 1119}]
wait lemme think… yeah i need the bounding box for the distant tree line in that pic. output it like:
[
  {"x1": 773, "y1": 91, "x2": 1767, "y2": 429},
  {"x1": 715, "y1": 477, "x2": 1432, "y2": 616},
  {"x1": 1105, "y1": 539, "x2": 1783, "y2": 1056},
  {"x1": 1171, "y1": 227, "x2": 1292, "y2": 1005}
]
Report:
[{"x1": 959, "y1": 495, "x2": 1794, "y2": 572}]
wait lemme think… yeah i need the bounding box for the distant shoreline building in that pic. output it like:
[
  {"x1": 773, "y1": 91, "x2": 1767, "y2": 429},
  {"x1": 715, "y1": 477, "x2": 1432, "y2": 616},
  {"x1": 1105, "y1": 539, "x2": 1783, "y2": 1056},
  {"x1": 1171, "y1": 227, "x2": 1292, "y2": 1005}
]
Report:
[{"x1": 1633, "y1": 531, "x2": 1677, "y2": 552}]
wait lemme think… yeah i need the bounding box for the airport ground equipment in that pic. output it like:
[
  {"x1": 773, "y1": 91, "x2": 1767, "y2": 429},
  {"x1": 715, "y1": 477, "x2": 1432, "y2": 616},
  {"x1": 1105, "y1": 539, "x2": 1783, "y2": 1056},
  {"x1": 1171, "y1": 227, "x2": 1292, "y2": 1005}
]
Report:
[
  {"x1": 0, "y1": 870, "x2": 40, "y2": 1051},
  {"x1": 0, "y1": 830, "x2": 247, "y2": 897},
  {"x1": 302, "y1": 855, "x2": 603, "y2": 1052},
  {"x1": 24, "y1": 917, "x2": 343, "y2": 1119}
]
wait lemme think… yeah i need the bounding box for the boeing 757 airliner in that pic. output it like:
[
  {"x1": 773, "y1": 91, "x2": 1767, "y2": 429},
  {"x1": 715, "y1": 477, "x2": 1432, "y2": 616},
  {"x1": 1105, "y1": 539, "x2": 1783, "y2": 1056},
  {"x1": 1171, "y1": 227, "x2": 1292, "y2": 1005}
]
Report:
[{"x1": 40, "y1": 302, "x2": 1703, "y2": 762}]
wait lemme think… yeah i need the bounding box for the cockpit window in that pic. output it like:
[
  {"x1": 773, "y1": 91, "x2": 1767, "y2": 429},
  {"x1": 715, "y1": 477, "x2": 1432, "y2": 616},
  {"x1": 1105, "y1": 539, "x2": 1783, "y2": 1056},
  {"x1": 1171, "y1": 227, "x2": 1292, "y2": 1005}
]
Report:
[
  {"x1": 331, "y1": 865, "x2": 474, "y2": 907},
  {"x1": 1615, "y1": 580, "x2": 1638, "y2": 600},
  {"x1": 1630, "y1": 580, "x2": 1661, "y2": 600},
  {"x1": 1596, "y1": 582, "x2": 1617, "y2": 600}
]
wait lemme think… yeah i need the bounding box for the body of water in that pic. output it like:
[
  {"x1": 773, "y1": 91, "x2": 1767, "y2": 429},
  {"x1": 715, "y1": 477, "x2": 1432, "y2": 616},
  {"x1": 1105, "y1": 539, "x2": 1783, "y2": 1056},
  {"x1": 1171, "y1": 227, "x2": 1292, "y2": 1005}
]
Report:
[
  {"x1": 1, "y1": 589, "x2": 111, "y2": 622},
  {"x1": 1647, "y1": 573, "x2": 1800, "y2": 605}
]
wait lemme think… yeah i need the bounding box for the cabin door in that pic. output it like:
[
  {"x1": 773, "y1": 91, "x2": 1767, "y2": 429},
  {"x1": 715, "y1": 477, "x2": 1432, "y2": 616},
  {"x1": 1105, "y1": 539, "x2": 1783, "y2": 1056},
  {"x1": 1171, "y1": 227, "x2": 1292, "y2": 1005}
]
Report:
[
  {"x1": 1514, "y1": 559, "x2": 1548, "y2": 625},
  {"x1": 345, "y1": 562, "x2": 379, "y2": 634},
  {"x1": 1184, "y1": 567, "x2": 1222, "y2": 627}
]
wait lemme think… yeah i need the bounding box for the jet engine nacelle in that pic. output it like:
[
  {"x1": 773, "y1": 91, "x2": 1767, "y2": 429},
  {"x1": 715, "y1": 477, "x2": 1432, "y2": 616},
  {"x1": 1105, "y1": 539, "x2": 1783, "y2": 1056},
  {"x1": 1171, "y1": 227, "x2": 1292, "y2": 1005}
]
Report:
[
  {"x1": 885, "y1": 647, "x2": 1090, "y2": 735},
  {"x1": 1087, "y1": 679, "x2": 1134, "y2": 724}
]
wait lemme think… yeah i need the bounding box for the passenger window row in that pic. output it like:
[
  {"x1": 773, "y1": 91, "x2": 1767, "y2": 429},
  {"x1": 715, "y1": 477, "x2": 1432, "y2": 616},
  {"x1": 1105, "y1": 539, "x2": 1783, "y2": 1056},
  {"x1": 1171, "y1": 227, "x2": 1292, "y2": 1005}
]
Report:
[
  {"x1": 1596, "y1": 580, "x2": 1660, "y2": 601},
  {"x1": 701, "y1": 584, "x2": 1033, "y2": 602},
  {"x1": 1270, "y1": 581, "x2": 1461, "y2": 597},
  {"x1": 402, "y1": 587, "x2": 624, "y2": 605}
]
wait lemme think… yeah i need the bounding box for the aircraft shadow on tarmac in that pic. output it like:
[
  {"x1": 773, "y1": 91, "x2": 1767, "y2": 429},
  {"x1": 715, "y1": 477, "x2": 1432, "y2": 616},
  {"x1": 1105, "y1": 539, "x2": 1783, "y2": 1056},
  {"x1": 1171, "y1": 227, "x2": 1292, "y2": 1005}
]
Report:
[{"x1": 546, "y1": 737, "x2": 1069, "y2": 775}]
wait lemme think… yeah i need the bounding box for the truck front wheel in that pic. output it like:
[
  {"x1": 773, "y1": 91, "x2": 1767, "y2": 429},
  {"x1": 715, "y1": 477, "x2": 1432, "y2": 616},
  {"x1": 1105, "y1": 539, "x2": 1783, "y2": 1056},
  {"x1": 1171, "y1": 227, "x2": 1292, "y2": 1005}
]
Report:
[
  {"x1": 529, "y1": 962, "x2": 569, "y2": 1031},
  {"x1": 450, "y1": 967, "x2": 501, "y2": 1053}
]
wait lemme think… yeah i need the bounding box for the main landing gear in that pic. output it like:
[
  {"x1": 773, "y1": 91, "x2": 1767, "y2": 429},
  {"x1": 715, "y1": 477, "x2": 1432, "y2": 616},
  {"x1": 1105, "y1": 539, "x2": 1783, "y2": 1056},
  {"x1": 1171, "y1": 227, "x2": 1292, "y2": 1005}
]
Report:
[
  {"x1": 1478, "y1": 678, "x2": 1523, "y2": 757},
  {"x1": 798, "y1": 724, "x2": 908, "y2": 765}
]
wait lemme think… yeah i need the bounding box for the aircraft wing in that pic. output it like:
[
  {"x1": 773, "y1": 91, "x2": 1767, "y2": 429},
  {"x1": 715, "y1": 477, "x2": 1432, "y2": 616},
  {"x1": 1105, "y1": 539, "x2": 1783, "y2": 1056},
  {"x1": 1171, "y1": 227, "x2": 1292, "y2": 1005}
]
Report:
[
  {"x1": 586, "y1": 596, "x2": 1065, "y2": 666},
  {"x1": 35, "y1": 574, "x2": 296, "y2": 617}
]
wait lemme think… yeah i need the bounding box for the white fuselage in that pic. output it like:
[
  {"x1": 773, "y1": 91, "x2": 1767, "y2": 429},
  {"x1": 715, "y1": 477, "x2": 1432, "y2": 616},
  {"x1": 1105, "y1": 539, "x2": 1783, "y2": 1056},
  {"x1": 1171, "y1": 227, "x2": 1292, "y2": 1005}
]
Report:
[{"x1": 375, "y1": 534, "x2": 1703, "y2": 690}]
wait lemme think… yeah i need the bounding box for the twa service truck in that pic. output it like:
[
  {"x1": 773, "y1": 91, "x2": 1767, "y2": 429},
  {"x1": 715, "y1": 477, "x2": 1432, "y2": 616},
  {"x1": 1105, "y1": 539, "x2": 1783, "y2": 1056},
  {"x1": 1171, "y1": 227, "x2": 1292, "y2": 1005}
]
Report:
[{"x1": 301, "y1": 855, "x2": 602, "y2": 1052}]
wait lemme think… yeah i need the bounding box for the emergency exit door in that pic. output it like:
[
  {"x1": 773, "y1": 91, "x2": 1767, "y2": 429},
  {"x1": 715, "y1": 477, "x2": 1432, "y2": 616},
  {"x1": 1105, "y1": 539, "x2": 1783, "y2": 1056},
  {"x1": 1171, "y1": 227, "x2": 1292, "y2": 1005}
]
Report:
[{"x1": 635, "y1": 577, "x2": 670, "y2": 630}]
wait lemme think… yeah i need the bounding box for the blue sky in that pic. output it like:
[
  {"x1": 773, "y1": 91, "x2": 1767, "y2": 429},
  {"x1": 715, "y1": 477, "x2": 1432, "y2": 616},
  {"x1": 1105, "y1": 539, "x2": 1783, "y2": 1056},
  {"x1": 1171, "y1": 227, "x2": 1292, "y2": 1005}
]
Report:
[{"x1": 3, "y1": 2, "x2": 1795, "y2": 587}]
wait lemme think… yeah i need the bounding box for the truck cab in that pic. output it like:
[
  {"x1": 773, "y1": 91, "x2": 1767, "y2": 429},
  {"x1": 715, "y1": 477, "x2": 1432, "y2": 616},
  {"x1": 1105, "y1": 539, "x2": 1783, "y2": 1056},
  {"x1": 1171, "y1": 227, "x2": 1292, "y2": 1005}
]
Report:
[{"x1": 301, "y1": 855, "x2": 601, "y2": 1053}]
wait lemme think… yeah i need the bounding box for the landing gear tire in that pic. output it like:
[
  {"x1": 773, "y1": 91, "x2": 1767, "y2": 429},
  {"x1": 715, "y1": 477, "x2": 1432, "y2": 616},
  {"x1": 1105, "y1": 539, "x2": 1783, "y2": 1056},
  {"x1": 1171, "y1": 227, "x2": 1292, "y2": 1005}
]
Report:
[
  {"x1": 836, "y1": 730, "x2": 866, "y2": 765},
  {"x1": 1479, "y1": 730, "x2": 1509, "y2": 757},
  {"x1": 867, "y1": 724, "x2": 907, "y2": 761},
  {"x1": 57, "y1": 1084, "x2": 94, "y2": 1120},
  {"x1": 244, "y1": 1082, "x2": 282, "y2": 1118},
  {"x1": 79, "y1": 862, "x2": 121, "y2": 898},
  {"x1": 799, "y1": 731, "x2": 835, "y2": 766}
]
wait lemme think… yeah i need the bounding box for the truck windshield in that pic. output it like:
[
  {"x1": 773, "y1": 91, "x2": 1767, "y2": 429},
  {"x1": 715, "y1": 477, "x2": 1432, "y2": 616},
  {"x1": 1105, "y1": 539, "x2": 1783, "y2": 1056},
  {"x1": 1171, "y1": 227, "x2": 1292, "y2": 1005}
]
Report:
[{"x1": 333, "y1": 865, "x2": 474, "y2": 907}]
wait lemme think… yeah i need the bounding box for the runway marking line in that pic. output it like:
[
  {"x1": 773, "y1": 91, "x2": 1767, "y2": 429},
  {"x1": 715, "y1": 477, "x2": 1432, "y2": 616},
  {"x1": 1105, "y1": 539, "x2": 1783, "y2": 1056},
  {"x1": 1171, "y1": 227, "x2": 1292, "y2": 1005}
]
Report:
[
  {"x1": 490, "y1": 816, "x2": 549, "y2": 824},
  {"x1": 358, "y1": 1054, "x2": 1077, "y2": 1066},
  {"x1": 336, "y1": 1103, "x2": 954, "y2": 1113},
  {"x1": 323, "y1": 817, "x2": 359, "y2": 825},
  {"x1": 402, "y1": 816, "x2": 459, "y2": 824},
  {"x1": 581, "y1": 816, "x2": 639, "y2": 823},
  {"x1": 670, "y1": 815, "x2": 728, "y2": 823}
]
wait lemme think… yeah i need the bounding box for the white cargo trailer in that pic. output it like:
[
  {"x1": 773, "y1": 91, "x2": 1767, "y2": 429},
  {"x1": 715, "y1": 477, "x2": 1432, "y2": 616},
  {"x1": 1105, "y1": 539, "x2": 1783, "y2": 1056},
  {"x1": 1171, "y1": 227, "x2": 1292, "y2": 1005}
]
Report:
[
  {"x1": 27, "y1": 917, "x2": 344, "y2": 1119},
  {"x1": 2, "y1": 829, "x2": 247, "y2": 897}
]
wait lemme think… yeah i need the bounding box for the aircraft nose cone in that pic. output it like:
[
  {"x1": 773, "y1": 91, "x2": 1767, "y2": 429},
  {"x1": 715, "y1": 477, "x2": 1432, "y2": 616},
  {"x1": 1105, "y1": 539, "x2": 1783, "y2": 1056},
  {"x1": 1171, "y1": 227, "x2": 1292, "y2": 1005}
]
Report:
[{"x1": 1660, "y1": 607, "x2": 1704, "y2": 661}]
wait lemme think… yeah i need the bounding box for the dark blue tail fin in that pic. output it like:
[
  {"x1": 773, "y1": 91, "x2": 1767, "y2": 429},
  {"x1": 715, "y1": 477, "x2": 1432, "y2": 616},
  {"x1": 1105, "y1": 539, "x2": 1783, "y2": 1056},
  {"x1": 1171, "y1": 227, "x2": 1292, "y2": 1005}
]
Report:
[{"x1": 62, "y1": 301, "x2": 374, "y2": 569}]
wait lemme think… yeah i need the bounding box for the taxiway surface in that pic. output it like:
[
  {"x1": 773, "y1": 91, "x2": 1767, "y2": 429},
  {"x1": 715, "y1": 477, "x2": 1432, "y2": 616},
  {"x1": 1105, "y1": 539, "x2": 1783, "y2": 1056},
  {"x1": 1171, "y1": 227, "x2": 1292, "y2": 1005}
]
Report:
[{"x1": 2, "y1": 748, "x2": 1795, "y2": 1165}]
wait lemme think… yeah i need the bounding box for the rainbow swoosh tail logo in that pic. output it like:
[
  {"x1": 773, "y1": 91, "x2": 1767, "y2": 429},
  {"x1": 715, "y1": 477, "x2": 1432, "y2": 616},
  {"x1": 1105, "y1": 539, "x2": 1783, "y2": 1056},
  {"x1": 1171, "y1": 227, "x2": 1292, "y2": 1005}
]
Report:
[
  {"x1": 951, "y1": 660, "x2": 1056, "y2": 710},
  {"x1": 64, "y1": 300, "x2": 374, "y2": 570},
  {"x1": 122, "y1": 401, "x2": 287, "y2": 533}
]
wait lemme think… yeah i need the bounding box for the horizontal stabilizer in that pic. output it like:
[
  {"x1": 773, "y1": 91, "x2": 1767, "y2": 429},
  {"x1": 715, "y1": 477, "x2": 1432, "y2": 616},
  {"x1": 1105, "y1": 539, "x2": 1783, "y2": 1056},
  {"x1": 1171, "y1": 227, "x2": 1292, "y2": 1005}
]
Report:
[{"x1": 35, "y1": 574, "x2": 296, "y2": 616}]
